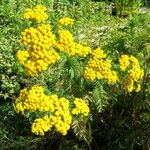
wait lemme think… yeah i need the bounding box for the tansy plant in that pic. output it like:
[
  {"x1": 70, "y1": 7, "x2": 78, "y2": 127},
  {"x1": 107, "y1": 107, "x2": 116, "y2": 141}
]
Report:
[
  {"x1": 15, "y1": 85, "x2": 89, "y2": 136},
  {"x1": 15, "y1": 4, "x2": 144, "y2": 140},
  {"x1": 15, "y1": 4, "x2": 91, "y2": 138}
]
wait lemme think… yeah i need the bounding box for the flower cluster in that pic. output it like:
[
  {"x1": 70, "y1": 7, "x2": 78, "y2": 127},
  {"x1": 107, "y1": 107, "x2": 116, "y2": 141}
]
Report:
[
  {"x1": 16, "y1": 50, "x2": 29, "y2": 64},
  {"x1": 31, "y1": 115, "x2": 52, "y2": 136},
  {"x1": 56, "y1": 30, "x2": 75, "y2": 55},
  {"x1": 15, "y1": 85, "x2": 90, "y2": 136},
  {"x1": 72, "y1": 98, "x2": 90, "y2": 117},
  {"x1": 16, "y1": 86, "x2": 53, "y2": 113},
  {"x1": 56, "y1": 30, "x2": 92, "y2": 57},
  {"x1": 58, "y1": 17, "x2": 75, "y2": 26},
  {"x1": 17, "y1": 24, "x2": 60, "y2": 76},
  {"x1": 135, "y1": 84, "x2": 141, "y2": 92},
  {"x1": 92, "y1": 47, "x2": 107, "y2": 59},
  {"x1": 119, "y1": 55, "x2": 130, "y2": 71},
  {"x1": 23, "y1": 5, "x2": 48, "y2": 23},
  {"x1": 17, "y1": 5, "x2": 93, "y2": 77},
  {"x1": 84, "y1": 48, "x2": 118, "y2": 84},
  {"x1": 31, "y1": 96, "x2": 72, "y2": 136},
  {"x1": 119, "y1": 55, "x2": 144, "y2": 92},
  {"x1": 74, "y1": 43, "x2": 92, "y2": 57},
  {"x1": 129, "y1": 56, "x2": 144, "y2": 81}
]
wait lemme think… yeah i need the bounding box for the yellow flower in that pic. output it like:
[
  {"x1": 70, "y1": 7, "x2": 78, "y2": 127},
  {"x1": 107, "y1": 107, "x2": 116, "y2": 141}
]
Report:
[
  {"x1": 135, "y1": 84, "x2": 141, "y2": 92},
  {"x1": 74, "y1": 43, "x2": 92, "y2": 57},
  {"x1": 72, "y1": 98, "x2": 90, "y2": 117},
  {"x1": 119, "y1": 55, "x2": 130, "y2": 71},
  {"x1": 84, "y1": 67, "x2": 96, "y2": 80},
  {"x1": 84, "y1": 50, "x2": 118, "y2": 84},
  {"x1": 119, "y1": 55, "x2": 144, "y2": 92},
  {"x1": 122, "y1": 76, "x2": 134, "y2": 93},
  {"x1": 15, "y1": 86, "x2": 76, "y2": 136},
  {"x1": 16, "y1": 50, "x2": 29, "y2": 64},
  {"x1": 18, "y1": 24, "x2": 60, "y2": 76},
  {"x1": 92, "y1": 48, "x2": 106, "y2": 59},
  {"x1": 23, "y1": 5, "x2": 48, "y2": 23},
  {"x1": 31, "y1": 116, "x2": 52, "y2": 136},
  {"x1": 58, "y1": 17, "x2": 75, "y2": 26}
]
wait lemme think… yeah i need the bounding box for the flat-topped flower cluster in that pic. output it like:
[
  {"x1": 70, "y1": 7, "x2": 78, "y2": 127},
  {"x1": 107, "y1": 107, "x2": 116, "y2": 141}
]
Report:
[
  {"x1": 119, "y1": 55, "x2": 144, "y2": 92},
  {"x1": 15, "y1": 85, "x2": 90, "y2": 136},
  {"x1": 84, "y1": 48, "x2": 118, "y2": 84}
]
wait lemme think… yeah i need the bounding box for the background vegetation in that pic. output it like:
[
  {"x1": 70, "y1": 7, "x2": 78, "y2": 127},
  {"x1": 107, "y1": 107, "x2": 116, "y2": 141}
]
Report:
[{"x1": 0, "y1": 0, "x2": 149, "y2": 149}]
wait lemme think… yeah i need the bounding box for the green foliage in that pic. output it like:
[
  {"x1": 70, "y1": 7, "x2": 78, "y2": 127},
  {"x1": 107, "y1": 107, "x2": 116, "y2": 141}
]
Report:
[
  {"x1": 113, "y1": 0, "x2": 142, "y2": 16},
  {"x1": 72, "y1": 118, "x2": 92, "y2": 144},
  {"x1": 0, "y1": 0, "x2": 150, "y2": 149},
  {"x1": 0, "y1": 35, "x2": 21, "y2": 99},
  {"x1": 88, "y1": 83, "x2": 108, "y2": 113}
]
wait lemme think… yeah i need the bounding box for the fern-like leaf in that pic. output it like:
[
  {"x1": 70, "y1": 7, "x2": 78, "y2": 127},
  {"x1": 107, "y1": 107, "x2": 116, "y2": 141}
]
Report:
[
  {"x1": 72, "y1": 118, "x2": 92, "y2": 144},
  {"x1": 89, "y1": 83, "x2": 108, "y2": 113}
]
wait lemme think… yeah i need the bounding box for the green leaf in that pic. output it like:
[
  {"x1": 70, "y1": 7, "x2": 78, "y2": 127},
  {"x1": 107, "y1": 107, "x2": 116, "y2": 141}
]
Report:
[
  {"x1": 72, "y1": 118, "x2": 92, "y2": 144},
  {"x1": 89, "y1": 83, "x2": 108, "y2": 113}
]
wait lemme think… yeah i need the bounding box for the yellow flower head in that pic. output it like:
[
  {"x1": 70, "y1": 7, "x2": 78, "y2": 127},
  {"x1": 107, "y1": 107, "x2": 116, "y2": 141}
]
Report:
[
  {"x1": 84, "y1": 49, "x2": 118, "y2": 84},
  {"x1": 72, "y1": 98, "x2": 90, "y2": 117},
  {"x1": 92, "y1": 48, "x2": 106, "y2": 59},
  {"x1": 119, "y1": 55, "x2": 130, "y2": 71},
  {"x1": 16, "y1": 50, "x2": 29, "y2": 64},
  {"x1": 135, "y1": 84, "x2": 141, "y2": 92},
  {"x1": 18, "y1": 24, "x2": 60, "y2": 76},
  {"x1": 23, "y1": 5, "x2": 48, "y2": 23},
  {"x1": 58, "y1": 17, "x2": 75, "y2": 26},
  {"x1": 119, "y1": 55, "x2": 144, "y2": 92}
]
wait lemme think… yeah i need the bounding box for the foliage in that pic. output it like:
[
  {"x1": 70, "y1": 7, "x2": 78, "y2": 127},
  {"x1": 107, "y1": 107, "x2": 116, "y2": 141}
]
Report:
[
  {"x1": 113, "y1": 0, "x2": 142, "y2": 16},
  {"x1": 0, "y1": 0, "x2": 149, "y2": 149}
]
